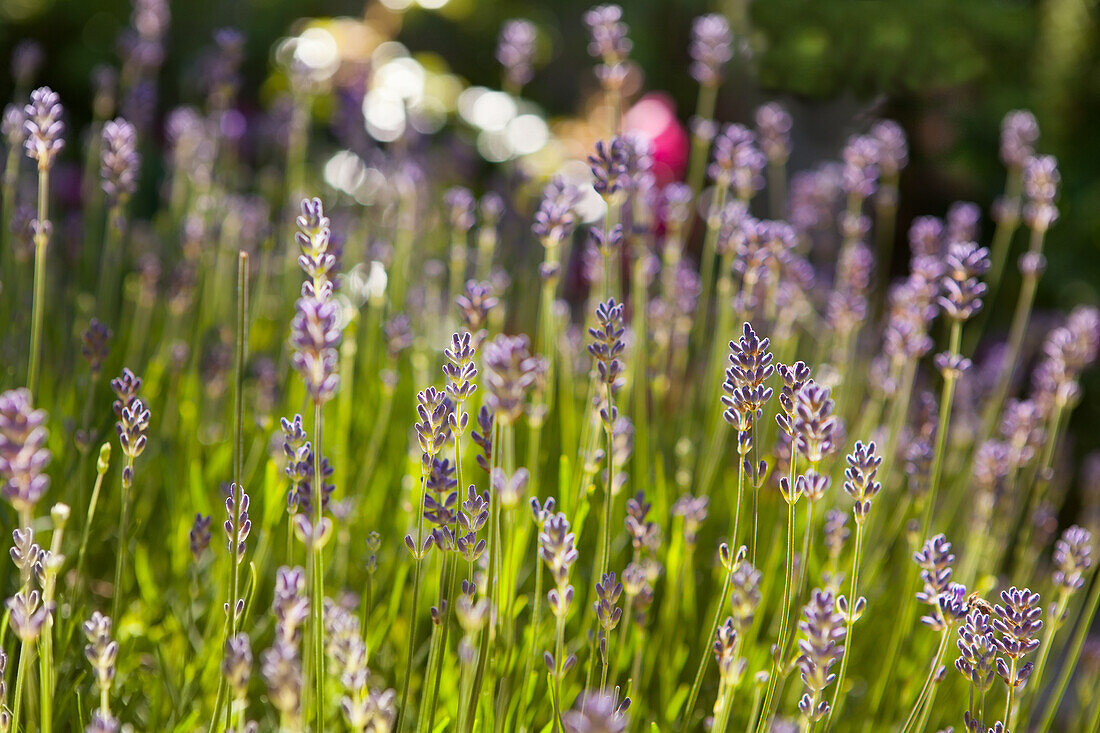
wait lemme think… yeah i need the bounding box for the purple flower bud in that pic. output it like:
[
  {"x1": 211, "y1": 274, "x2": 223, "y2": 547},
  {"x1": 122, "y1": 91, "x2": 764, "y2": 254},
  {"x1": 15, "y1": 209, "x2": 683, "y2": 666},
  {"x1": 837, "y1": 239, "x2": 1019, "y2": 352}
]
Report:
[
  {"x1": 993, "y1": 586, "x2": 1042, "y2": 686},
  {"x1": 190, "y1": 513, "x2": 213, "y2": 562},
  {"x1": 790, "y1": 381, "x2": 838, "y2": 464},
  {"x1": 956, "y1": 609, "x2": 997, "y2": 693},
  {"x1": 589, "y1": 299, "x2": 626, "y2": 388},
  {"x1": 497, "y1": 20, "x2": 539, "y2": 90},
  {"x1": 539, "y1": 511, "x2": 579, "y2": 590},
  {"x1": 1000, "y1": 110, "x2": 1039, "y2": 169},
  {"x1": 689, "y1": 14, "x2": 734, "y2": 87},
  {"x1": 946, "y1": 201, "x2": 981, "y2": 245},
  {"x1": 1023, "y1": 154, "x2": 1060, "y2": 231},
  {"x1": 562, "y1": 689, "x2": 630, "y2": 733},
  {"x1": 2, "y1": 104, "x2": 26, "y2": 147},
  {"x1": 484, "y1": 334, "x2": 546, "y2": 426},
  {"x1": 909, "y1": 216, "x2": 944, "y2": 258},
  {"x1": 222, "y1": 632, "x2": 252, "y2": 697},
  {"x1": 937, "y1": 241, "x2": 990, "y2": 322},
  {"x1": 871, "y1": 119, "x2": 908, "y2": 178},
  {"x1": 533, "y1": 177, "x2": 582, "y2": 245},
  {"x1": 101, "y1": 118, "x2": 140, "y2": 204},
  {"x1": 0, "y1": 389, "x2": 51, "y2": 518},
  {"x1": 755, "y1": 102, "x2": 792, "y2": 164},
  {"x1": 722, "y1": 322, "x2": 775, "y2": 435},
  {"x1": 796, "y1": 588, "x2": 846, "y2": 721},
  {"x1": 841, "y1": 134, "x2": 880, "y2": 199},
  {"x1": 23, "y1": 86, "x2": 65, "y2": 169},
  {"x1": 1052, "y1": 525, "x2": 1092, "y2": 595},
  {"x1": 584, "y1": 4, "x2": 632, "y2": 63},
  {"x1": 844, "y1": 441, "x2": 882, "y2": 520},
  {"x1": 290, "y1": 295, "x2": 341, "y2": 403}
]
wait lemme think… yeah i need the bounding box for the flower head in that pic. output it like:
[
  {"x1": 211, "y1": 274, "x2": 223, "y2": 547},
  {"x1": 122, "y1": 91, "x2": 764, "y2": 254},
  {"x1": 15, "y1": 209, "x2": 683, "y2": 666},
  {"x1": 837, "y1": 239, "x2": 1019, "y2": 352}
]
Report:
[
  {"x1": 844, "y1": 441, "x2": 882, "y2": 522},
  {"x1": 23, "y1": 86, "x2": 64, "y2": 169},
  {"x1": 796, "y1": 589, "x2": 846, "y2": 722},
  {"x1": 722, "y1": 322, "x2": 774, "y2": 436},
  {"x1": 938, "y1": 241, "x2": 990, "y2": 322},
  {"x1": 689, "y1": 14, "x2": 733, "y2": 87},
  {"x1": 993, "y1": 586, "x2": 1043, "y2": 687},
  {"x1": 756, "y1": 102, "x2": 792, "y2": 164},
  {"x1": 497, "y1": 19, "x2": 538, "y2": 90},
  {"x1": 484, "y1": 334, "x2": 545, "y2": 425},
  {"x1": 588, "y1": 299, "x2": 626, "y2": 388},
  {"x1": 790, "y1": 381, "x2": 838, "y2": 464},
  {"x1": 1001, "y1": 110, "x2": 1039, "y2": 169},
  {"x1": 101, "y1": 118, "x2": 140, "y2": 205},
  {"x1": 290, "y1": 295, "x2": 341, "y2": 403},
  {"x1": 0, "y1": 389, "x2": 51, "y2": 517}
]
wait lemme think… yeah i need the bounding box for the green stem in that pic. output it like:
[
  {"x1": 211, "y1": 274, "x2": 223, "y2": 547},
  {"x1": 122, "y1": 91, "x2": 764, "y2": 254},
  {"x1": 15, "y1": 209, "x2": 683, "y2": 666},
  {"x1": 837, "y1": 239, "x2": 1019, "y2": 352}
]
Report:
[
  {"x1": 982, "y1": 225, "x2": 1046, "y2": 439},
  {"x1": 920, "y1": 320, "x2": 962, "y2": 541},
  {"x1": 682, "y1": 547, "x2": 735, "y2": 729},
  {"x1": 12, "y1": 639, "x2": 30, "y2": 733},
  {"x1": 312, "y1": 398, "x2": 326, "y2": 731},
  {"x1": 1037, "y1": 566, "x2": 1100, "y2": 733},
  {"x1": 899, "y1": 625, "x2": 952, "y2": 733},
  {"x1": 398, "y1": 466, "x2": 430, "y2": 732},
  {"x1": 825, "y1": 518, "x2": 865, "y2": 730},
  {"x1": 686, "y1": 84, "x2": 719, "y2": 198},
  {"x1": 111, "y1": 456, "x2": 135, "y2": 625},
  {"x1": 28, "y1": 165, "x2": 49, "y2": 397},
  {"x1": 757, "y1": 459, "x2": 799, "y2": 733}
]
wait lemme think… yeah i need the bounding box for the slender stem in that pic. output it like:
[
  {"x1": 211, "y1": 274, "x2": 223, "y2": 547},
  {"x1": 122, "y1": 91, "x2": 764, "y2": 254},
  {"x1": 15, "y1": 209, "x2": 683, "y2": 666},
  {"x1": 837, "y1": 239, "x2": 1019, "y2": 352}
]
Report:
[
  {"x1": 756, "y1": 454, "x2": 801, "y2": 733},
  {"x1": 683, "y1": 550, "x2": 735, "y2": 729},
  {"x1": 899, "y1": 626, "x2": 952, "y2": 733},
  {"x1": 597, "y1": 380, "x2": 616, "y2": 583},
  {"x1": 399, "y1": 465, "x2": 430, "y2": 732},
  {"x1": 111, "y1": 456, "x2": 135, "y2": 625},
  {"x1": 693, "y1": 180, "x2": 730, "y2": 352},
  {"x1": 12, "y1": 639, "x2": 29, "y2": 733},
  {"x1": 73, "y1": 450, "x2": 110, "y2": 604},
  {"x1": 1003, "y1": 659, "x2": 1019, "y2": 732},
  {"x1": 552, "y1": 611, "x2": 566, "y2": 733},
  {"x1": 1037, "y1": 566, "x2": 1100, "y2": 733},
  {"x1": 767, "y1": 160, "x2": 788, "y2": 220},
  {"x1": 982, "y1": 225, "x2": 1046, "y2": 438},
  {"x1": 1021, "y1": 591, "x2": 1065, "y2": 722},
  {"x1": 796, "y1": 499, "x2": 818, "y2": 606},
  {"x1": 746, "y1": 682, "x2": 765, "y2": 733},
  {"x1": 686, "y1": 83, "x2": 718, "y2": 197},
  {"x1": 28, "y1": 165, "x2": 49, "y2": 397},
  {"x1": 985, "y1": 169, "x2": 1023, "y2": 303},
  {"x1": 825, "y1": 518, "x2": 865, "y2": 730},
  {"x1": 465, "y1": 417, "x2": 501, "y2": 732},
  {"x1": 920, "y1": 320, "x2": 962, "y2": 540}
]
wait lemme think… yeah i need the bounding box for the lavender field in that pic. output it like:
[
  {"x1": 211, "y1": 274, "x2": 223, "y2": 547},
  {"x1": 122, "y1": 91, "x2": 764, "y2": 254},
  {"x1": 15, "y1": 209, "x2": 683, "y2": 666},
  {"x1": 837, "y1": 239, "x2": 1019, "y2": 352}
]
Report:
[{"x1": 1, "y1": 2, "x2": 1099, "y2": 732}]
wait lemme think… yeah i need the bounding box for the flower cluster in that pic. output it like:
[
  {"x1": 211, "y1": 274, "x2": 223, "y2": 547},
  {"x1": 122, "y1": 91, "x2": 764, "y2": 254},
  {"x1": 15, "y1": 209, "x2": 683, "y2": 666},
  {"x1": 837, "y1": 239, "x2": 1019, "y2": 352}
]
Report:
[
  {"x1": 722, "y1": 322, "x2": 774, "y2": 439},
  {"x1": 484, "y1": 334, "x2": 545, "y2": 425},
  {"x1": 23, "y1": 86, "x2": 65, "y2": 169},
  {"x1": 796, "y1": 588, "x2": 846, "y2": 723},
  {"x1": 0, "y1": 388, "x2": 51, "y2": 519}
]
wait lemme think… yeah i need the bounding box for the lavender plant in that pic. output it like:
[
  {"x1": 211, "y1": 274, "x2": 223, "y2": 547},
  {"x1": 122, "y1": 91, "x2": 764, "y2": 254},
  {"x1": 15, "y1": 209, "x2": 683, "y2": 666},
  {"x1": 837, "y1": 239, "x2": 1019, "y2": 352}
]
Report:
[{"x1": 1, "y1": 7, "x2": 1099, "y2": 733}]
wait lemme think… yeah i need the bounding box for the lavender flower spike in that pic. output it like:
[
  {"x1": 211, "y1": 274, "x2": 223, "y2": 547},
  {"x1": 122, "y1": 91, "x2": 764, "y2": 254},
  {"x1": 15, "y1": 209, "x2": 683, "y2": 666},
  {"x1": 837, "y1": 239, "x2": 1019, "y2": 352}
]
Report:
[
  {"x1": 689, "y1": 14, "x2": 733, "y2": 87},
  {"x1": 100, "y1": 118, "x2": 140, "y2": 206},
  {"x1": 23, "y1": 86, "x2": 65, "y2": 170},
  {"x1": 289, "y1": 295, "x2": 341, "y2": 403},
  {"x1": 497, "y1": 19, "x2": 538, "y2": 91},
  {"x1": 0, "y1": 388, "x2": 51, "y2": 519}
]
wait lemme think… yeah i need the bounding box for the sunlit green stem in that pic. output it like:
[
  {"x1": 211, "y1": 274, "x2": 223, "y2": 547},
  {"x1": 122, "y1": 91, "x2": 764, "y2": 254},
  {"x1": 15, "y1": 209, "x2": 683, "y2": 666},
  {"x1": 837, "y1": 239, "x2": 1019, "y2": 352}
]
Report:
[
  {"x1": 28, "y1": 164, "x2": 50, "y2": 397},
  {"x1": 1037, "y1": 566, "x2": 1100, "y2": 733}
]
